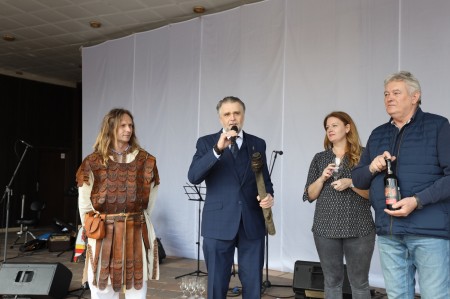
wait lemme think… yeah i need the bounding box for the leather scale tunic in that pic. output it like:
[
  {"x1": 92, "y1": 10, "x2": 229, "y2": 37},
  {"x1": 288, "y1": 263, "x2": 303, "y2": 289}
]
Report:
[{"x1": 76, "y1": 150, "x2": 160, "y2": 291}]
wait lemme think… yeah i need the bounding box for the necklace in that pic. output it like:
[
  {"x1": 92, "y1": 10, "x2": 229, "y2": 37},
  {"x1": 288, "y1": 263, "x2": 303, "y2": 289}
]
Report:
[{"x1": 110, "y1": 144, "x2": 130, "y2": 163}]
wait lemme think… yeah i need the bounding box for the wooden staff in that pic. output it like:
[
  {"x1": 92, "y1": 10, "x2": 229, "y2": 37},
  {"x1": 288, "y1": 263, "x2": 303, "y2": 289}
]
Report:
[{"x1": 251, "y1": 152, "x2": 276, "y2": 235}]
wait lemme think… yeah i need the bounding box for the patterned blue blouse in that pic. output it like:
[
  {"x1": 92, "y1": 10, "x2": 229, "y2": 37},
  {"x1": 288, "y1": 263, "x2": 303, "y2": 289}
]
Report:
[{"x1": 303, "y1": 149, "x2": 375, "y2": 238}]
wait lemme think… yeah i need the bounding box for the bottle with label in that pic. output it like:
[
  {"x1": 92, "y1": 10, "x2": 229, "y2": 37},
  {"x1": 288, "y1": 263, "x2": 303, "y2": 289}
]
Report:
[{"x1": 384, "y1": 158, "x2": 400, "y2": 210}]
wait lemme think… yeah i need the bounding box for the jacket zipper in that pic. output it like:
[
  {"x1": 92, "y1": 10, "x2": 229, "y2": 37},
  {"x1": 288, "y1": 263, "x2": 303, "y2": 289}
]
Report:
[{"x1": 389, "y1": 124, "x2": 407, "y2": 235}]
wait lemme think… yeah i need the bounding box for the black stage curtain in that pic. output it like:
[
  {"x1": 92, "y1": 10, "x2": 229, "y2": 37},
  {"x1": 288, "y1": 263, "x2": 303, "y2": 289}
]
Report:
[{"x1": 0, "y1": 74, "x2": 82, "y2": 229}]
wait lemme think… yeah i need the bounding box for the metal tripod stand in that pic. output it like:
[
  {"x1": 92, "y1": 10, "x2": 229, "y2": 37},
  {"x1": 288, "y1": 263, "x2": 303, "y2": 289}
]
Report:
[
  {"x1": 10, "y1": 195, "x2": 36, "y2": 247},
  {"x1": 261, "y1": 150, "x2": 290, "y2": 293},
  {"x1": 2, "y1": 141, "x2": 32, "y2": 263},
  {"x1": 175, "y1": 183, "x2": 208, "y2": 279}
]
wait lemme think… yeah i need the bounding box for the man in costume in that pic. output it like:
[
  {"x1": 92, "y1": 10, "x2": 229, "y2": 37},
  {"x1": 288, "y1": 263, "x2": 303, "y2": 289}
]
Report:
[{"x1": 77, "y1": 108, "x2": 160, "y2": 299}]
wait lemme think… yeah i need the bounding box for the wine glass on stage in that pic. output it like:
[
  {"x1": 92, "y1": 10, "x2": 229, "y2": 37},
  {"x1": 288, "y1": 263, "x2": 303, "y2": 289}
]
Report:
[
  {"x1": 179, "y1": 276, "x2": 188, "y2": 298},
  {"x1": 197, "y1": 277, "x2": 206, "y2": 299},
  {"x1": 187, "y1": 277, "x2": 198, "y2": 299}
]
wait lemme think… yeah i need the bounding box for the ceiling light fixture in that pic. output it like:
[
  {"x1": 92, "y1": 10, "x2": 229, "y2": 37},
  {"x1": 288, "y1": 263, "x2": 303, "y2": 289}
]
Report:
[
  {"x1": 3, "y1": 34, "x2": 16, "y2": 42},
  {"x1": 89, "y1": 21, "x2": 102, "y2": 28},
  {"x1": 193, "y1": 6, "x2": 206, "y2": 14}
]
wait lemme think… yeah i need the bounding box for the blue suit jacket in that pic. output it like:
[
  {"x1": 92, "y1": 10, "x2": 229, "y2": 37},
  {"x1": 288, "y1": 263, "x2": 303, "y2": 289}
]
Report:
[{"x1": 188, "y1": 130, "x2": 274, "y2": 240}]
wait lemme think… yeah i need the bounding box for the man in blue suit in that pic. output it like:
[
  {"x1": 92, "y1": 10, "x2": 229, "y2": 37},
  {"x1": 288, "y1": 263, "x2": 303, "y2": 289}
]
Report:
[{"x1": 188, "y1": 96, "x2": 275, "y2": 299}]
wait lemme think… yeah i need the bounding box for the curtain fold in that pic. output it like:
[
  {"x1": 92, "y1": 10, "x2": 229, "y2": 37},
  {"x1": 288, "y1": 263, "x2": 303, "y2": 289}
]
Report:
[{"x1": 82, "y1": 0, "x2": 450, "y2": 289}]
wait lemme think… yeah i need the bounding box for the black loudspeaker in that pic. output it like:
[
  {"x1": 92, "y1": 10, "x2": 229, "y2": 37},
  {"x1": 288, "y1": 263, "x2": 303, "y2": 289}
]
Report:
[
  {"x1": 292, "y1": 260, "x2": 352, "y2": 298},
  {"x1": 0, "y1": 262, "x2": 72, "y2": 298}
]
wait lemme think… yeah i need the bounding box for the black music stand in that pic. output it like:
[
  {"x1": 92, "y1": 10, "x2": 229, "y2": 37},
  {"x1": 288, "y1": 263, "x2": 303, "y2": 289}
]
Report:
[
  {"x1": 175, "y1": 183, "x2": 208, "y2": 279},
  {"x1": 261, "y1": 150, "x2": 290, "y2": 292}
]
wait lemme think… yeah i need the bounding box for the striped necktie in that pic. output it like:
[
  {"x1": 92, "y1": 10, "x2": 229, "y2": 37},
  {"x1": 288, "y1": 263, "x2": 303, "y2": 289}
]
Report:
[{"x1": 230, "y1": 142, "x2": 238, "y2": 158}]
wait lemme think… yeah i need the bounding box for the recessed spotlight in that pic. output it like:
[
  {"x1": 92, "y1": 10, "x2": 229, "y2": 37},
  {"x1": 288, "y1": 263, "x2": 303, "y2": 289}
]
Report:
[
  {"x1": 193, "y1": 6, "x2": 206, "y2": 14},
  {"x1": 3, "y1": 34, "x2": 16, "y2": 41},
  {"x1": 89, "y1": 21, "x2": 102, "y2": 28}
]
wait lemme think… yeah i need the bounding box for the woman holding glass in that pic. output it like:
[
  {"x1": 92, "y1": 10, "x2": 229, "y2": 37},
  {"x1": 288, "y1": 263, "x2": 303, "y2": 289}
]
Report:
[{"x1": 302, "y1": 111, "x2": 375, "y2": 299}]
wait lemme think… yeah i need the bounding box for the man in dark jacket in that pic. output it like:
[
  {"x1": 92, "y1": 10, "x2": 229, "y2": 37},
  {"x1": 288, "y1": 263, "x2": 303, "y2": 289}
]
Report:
[
  {"x1": 352, "y1": 71, "x2": 450, "y2": 299},
  {"x1": 188, "y1": 96, "x2": 274, "y2": 299}
]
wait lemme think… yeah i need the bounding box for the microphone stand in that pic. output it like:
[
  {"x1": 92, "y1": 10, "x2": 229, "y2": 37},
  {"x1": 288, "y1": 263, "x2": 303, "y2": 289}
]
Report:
[
  {"x1": 1, "y1": 143, "x2": 32, "y2": 264},
  {"x1": 262, "y1": 151, "x2": 290, "y2": 292}
]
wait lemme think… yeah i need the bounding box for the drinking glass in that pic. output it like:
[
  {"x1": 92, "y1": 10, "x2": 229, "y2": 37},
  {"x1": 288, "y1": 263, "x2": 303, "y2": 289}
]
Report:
[
  {"x1": 197, "y1": 277, "x2": 206, "y2": 299},
  {"x1": 188, "y1": 277, "x2": 197, "y2": 299},
  {"x1": 179, "y1": 276, "x2": 188, "y2": 298},
  {"x1": 332, "y1": 157, "x2": 341, "y2": 180}
]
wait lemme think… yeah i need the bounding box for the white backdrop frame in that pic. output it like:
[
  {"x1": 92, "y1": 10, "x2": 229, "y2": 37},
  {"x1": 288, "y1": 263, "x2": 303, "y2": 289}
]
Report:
[{"x1": 82, "y1": 0, "x2": 450, "y2": 290}]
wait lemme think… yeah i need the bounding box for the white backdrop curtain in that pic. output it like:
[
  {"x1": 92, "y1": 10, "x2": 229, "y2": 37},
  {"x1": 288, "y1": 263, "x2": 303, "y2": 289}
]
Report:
[{"x1": 82, "y1": 0, "x2": 450, "y2": 290}]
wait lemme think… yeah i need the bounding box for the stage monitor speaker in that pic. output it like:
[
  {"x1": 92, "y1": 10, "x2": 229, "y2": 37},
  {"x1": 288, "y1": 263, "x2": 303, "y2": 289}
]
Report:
[
  {"x1": 292, "y1": 260, "x2": 352, "y2": 298},
  {"x1": 0, "y1": 262, "x2": 72, "y2": 299}
]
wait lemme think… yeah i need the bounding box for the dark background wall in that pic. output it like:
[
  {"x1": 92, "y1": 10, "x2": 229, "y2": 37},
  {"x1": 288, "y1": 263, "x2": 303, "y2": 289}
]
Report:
[{"x1": 0, "y1": 74, "x2": 82, "y2": 230}]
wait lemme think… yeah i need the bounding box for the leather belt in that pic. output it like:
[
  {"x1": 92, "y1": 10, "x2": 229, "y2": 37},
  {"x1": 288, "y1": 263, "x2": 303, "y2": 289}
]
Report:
[{"x1": 91, "y1": 211, "x2": 148, "y2": 291}]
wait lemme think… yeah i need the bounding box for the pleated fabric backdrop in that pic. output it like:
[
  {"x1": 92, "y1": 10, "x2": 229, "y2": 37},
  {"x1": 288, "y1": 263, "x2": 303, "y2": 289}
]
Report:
[{"x1": 82, "y1": 0, "x2": 450, "y2": 290}]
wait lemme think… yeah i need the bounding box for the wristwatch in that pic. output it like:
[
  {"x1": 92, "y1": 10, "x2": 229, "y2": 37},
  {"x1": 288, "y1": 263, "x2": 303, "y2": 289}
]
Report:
[
  {"x1": 350, "y1": 182, "x2": 355, "y2": 188},
  {"x1": 413, "y1": 195, "x2": 423, "y2": 210}
]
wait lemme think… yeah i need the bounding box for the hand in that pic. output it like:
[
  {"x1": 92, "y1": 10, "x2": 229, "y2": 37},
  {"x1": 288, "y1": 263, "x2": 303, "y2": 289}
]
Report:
[
  {"x1": 216, "y1": 129, "x2": 238, "y2": 150},
  {"x1": 369, "y1": 151, "x2": 396, "y2": 174},
  {"x1": 258, "y1": 193, "x2": 274, "y2": 209},
  {"x1": 330, "y1": 178, "x2": 352, "y2": 191},
  {"x1": 384, "y1": 196, "x2": 418, "y2": 217},
  {"x1": 319, "y1": 163, "x2": 336, "y2": 182}
]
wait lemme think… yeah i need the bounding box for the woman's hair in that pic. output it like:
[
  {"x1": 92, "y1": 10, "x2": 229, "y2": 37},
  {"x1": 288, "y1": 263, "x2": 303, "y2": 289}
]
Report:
[
  {"x1": 384, "y1": 71, "x2": 422, "y2": 105},
  {"x1": 323, "y1": 111, "x2": 363, "y2": 168},
  {"x1": 93, "y1": 108, "x2": 141, "y2": 165}
]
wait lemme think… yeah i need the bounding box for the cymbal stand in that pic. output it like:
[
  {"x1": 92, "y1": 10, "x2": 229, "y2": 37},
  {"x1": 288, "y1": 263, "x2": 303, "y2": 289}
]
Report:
[
  {"x1": 261, "y1": 150, "x2": 290, "y2": 292},
  {"x1": 1, "y1": 142, "x2": 31, "y2": 264},
  {"x1": 175, "y1": 183, "x2": 208, "y2": 279}
]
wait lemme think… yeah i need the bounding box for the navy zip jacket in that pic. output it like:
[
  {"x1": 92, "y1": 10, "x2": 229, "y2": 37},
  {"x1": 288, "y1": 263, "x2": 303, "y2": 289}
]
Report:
[{"x1": 352, "y1": 108, "x2": 450, "y2": 239}]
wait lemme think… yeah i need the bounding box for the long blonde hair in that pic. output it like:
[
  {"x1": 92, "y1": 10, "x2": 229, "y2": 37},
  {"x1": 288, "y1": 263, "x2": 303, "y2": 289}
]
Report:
[
  {"x1": 93, "y1": 108, "x2": 141, "y2": 165},
  {"x1": 323, "y1": 111, "x2": 363, "y2": 168}
]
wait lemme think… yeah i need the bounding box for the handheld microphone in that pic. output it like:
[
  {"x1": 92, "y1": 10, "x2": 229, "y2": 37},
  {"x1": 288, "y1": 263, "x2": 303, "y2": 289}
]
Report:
[
  {"x1": 20, "y1": 139, "x2": 34, "y2": 148},
  {"x1": 273, "y1": 150, "x2": 283, "y2": 155},
  {"x1": 230, "y1": 125, "x2": 238, "y2": 143}
]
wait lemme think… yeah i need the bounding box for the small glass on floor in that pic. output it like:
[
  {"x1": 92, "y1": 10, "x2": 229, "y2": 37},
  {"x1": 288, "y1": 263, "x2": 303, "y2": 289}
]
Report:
[{"x1": 179, "y1": 276, "x2": 189, "y2": 298}]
